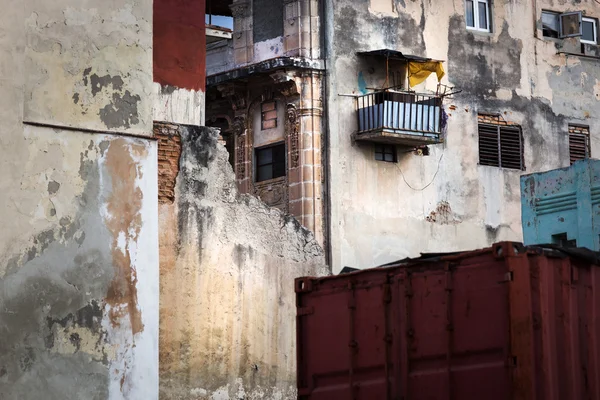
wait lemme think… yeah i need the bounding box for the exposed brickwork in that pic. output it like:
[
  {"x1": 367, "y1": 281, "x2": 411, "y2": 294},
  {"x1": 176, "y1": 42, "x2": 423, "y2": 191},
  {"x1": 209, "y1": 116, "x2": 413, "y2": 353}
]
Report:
[
  {"x1": 155, "y1": 123, "x2": 182, "y2": 204},
  {"x1": 477, "y1": 113, "x2": 519, "y2": 126},
  {"x1": 568, "y1": 124, "x2": 591, "y2": 164},
  {"x1": 568, "y1": 125, "x2": 590, "y2": 135}
]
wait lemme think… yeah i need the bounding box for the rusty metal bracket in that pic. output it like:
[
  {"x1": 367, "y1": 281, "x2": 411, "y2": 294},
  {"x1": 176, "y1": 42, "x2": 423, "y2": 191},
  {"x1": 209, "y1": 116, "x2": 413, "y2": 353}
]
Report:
[{"x1": 295, "y1": 278, "x2": 314, "y2": 293}]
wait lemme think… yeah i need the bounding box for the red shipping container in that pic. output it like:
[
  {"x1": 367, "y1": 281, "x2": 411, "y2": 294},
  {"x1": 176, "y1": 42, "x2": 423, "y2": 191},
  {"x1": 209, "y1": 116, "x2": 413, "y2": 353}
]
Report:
[{"x1": 295, "y1": 242, "x2": 600, "y2": 400}]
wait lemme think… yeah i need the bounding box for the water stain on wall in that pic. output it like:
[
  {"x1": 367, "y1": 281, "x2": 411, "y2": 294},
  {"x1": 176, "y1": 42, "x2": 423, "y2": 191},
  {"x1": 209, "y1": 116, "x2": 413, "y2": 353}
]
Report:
[{"x1": 104, "y1": 139, "x2": 146, "y2": 336}]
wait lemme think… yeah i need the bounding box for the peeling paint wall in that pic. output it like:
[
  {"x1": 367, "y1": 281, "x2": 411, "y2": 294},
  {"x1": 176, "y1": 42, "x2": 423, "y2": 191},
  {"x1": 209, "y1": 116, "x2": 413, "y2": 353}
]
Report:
[
  {"x1": 0, "y1": 1, "x2": 158, "y2": 399},
  {"x1": 24, "y1": 0, "x2": 153, "y2": 135},
  {"x1": 326, "y1": 0, "x2": 600, "y2": 271},
  {"x1": 158, "y1": 126, "x2": 327, "y2": 399}
]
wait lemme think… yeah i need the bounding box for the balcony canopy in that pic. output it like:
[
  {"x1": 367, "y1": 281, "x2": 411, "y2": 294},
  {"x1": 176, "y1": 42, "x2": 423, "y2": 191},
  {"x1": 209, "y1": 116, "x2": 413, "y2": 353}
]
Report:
[
  {"x1": 357, "y1": 49, "x2": 445, "y2": 88},
  {"x1": 206, "y1": 0, "x2": 233, "y2": 16},
  {"x1": 356, "y1": 49, "x2": 443, "y2": 64}
]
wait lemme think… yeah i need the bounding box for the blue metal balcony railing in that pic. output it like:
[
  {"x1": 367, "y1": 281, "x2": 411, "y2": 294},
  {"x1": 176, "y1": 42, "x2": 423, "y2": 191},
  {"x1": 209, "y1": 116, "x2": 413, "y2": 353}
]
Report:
[{"x1": 356, "y1": 91, "x2": 443, "y2": 141}]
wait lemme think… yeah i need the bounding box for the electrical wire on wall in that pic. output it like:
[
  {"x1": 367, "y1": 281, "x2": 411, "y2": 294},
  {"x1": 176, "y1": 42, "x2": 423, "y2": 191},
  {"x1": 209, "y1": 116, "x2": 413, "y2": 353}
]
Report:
[{"x1": 395, "y1": 149, "x2": 445, "y2": 191}]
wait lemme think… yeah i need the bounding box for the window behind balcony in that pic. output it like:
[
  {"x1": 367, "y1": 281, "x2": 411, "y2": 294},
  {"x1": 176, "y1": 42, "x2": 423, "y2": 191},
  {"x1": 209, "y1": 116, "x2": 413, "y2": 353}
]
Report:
[
  {"x1": 374, "y1": 144, "x2": 397, "y2": 162},
  {"x1": 478, "y1": 117, "x2": 524, "y2": 170}
]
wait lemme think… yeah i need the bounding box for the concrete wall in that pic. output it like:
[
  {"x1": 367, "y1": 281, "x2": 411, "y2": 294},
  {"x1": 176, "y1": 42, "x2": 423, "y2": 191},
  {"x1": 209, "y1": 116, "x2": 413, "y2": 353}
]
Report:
[
  {"x1": 158, "y1": 125, "x2": 327, "y2": 399},
  {"x1": 207, "y1": 40, "x2": 234, "y2": 77},
  {"x1": 325, "y1": 0, "x2": 600, "y2": 271},
  {"x1": 0, "y1": 1, "x2": 158, "y2": 399}
]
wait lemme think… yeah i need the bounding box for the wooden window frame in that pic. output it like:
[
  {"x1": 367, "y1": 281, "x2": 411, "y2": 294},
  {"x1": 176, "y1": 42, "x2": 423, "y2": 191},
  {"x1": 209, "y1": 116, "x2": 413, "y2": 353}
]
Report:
[
  {"x1": 478, "y1": 122, "x2": 525, "y2": 170},
  {"x1": 261, "y1": 101, "x2": 278, "y2": 130},
  {"x1": 568, "y1": 124, "x2": 591, "y2": 165}
]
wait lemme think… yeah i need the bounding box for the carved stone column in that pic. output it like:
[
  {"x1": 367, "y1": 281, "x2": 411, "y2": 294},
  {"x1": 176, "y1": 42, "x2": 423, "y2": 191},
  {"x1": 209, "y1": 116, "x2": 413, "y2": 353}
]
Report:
[
  {"x1": 217, "y1": 83, "x2": 251, "y2": 193},
  {"x1": 285, "y1": 71, "x2": 324, "y2": 246},
  {"x1": 283, "y1": 0, "x2": 320, "y2": 58},
  {"x1": 230, "y1": 1, "x2": 253, "y2": 66},
  {"x1": 233, "y1": 117, "x2": 251, "y2": 194}
]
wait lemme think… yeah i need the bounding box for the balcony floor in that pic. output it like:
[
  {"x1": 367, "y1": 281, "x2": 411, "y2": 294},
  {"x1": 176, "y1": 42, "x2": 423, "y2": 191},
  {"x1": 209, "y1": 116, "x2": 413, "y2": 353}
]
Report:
[{"x1": 354, "y1": 128, "x2": 442, "y2": 146}]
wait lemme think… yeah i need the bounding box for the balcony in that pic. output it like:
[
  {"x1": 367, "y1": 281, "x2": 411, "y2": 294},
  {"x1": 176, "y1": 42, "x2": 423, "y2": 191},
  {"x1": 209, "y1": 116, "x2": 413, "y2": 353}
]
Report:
[{"x1": 355, "y1": 90, "x2": 443, "y2": 146}]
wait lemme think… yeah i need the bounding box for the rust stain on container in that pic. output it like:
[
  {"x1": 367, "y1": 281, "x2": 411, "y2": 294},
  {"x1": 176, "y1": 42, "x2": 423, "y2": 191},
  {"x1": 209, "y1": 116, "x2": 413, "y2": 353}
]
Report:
[
  {"x1": 296, "y1": 242, "x2": 600, "y2": 400},
  {"x1": 104, "y1": 138, "x2": 146, "y2": 335}
]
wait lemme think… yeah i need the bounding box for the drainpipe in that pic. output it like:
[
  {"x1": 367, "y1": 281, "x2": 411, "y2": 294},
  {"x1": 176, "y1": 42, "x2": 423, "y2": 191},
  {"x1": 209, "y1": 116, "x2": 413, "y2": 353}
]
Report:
[{"x1": 319, "y1": 0, "x2": 333, "y2": 268}]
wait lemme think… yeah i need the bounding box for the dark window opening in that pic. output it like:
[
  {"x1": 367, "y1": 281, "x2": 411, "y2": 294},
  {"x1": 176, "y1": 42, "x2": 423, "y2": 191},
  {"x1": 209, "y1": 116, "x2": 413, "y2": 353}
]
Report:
[
  {"x1": 552, "y1": 233, "x2": 577, "y2": 248},
  {"x1": 261, "y1": 101, "x2": 277, "y2": 130},
  {"x1": 478, "y1": 121, "x2": 524, "y2": 170},
  {"x1": 568, "y1": 124, "x2": 590, "y2": 165},
  {"x1": 375, "y1": 144, "x2": 397, "y2": 162},
  {"x1": 255, "y1": 143, "x2": 286, "y2": 182},
  {"x1": 542, "y1": 11, "x2": 560, "y2": 38}
]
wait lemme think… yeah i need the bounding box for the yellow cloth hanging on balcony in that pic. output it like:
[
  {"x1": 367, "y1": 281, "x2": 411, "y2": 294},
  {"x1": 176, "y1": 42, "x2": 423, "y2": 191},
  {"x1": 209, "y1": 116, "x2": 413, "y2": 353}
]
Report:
[{"x1": 408, "y1": 61, "x2": 445, "y2": 87}]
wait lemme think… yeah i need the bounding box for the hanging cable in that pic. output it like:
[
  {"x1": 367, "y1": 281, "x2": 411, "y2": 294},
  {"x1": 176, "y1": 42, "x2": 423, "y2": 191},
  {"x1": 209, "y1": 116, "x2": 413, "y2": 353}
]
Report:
[{"x1": 395, "y1": 151, "x2": 444, "y2": 191}]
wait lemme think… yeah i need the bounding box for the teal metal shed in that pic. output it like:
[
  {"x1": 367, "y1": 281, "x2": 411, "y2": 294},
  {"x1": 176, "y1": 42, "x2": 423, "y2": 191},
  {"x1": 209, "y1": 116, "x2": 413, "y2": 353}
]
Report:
[{"x1": 521, "y1": 159, "x2": 600, "y2": 250}]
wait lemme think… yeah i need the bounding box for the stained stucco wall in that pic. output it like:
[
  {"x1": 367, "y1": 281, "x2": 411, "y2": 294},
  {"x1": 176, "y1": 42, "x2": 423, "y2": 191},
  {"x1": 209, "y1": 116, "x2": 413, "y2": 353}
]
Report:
[
  {"x1": 325, "y1": 0, "x2": 600, "y2": 271},
  {"x1": 0, "y1": 1, "x2": 158, "y2": 399},
  {"x1": 158, "y1": 126, "x2": 327, "y2": 399}
]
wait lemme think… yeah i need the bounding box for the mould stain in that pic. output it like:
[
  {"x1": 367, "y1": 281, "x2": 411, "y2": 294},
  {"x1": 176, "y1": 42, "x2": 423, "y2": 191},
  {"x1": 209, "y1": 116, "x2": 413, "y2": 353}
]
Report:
[
  {"x1": 103, "y1": 139, "x2": 146, "y2": 336},
  {"x1": 99, "y1": 91, "x2": 141, "y2": 129}
]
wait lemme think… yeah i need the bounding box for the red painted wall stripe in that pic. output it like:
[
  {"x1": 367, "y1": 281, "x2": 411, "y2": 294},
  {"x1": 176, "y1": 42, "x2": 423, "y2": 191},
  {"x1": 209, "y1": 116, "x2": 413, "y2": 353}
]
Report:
[{"x1": 153, "y1": 0, "x2": 206, "y2": 91}]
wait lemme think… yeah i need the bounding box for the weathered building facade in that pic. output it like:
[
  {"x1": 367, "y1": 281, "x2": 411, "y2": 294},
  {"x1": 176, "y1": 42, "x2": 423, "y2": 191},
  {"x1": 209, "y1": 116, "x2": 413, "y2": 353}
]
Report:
[
  {"x1": 207, "y1": 0, "x2": 600, "y2": 272},
  {"x1": 0, "y1": 0, "x2": 158, "y2": 399}
]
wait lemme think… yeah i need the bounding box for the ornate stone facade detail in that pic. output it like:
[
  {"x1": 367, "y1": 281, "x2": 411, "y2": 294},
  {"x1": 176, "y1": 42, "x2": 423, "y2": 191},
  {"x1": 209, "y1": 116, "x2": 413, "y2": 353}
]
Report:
[
  {"x1": 287, "y1": 104, "x2": 300, "y2": 169},
  {"x1": 236, "y1": 133, "x2": 246, "y2": 180},
  {"x1": 217, "y1": 83, "x2": 248, "y2": 116},
  {"x1": 231, "y1": 116, "x2": 245, "y2": 136},
  {"x1": 254, "y1": 177, "x2": 288, "y2": 211}
]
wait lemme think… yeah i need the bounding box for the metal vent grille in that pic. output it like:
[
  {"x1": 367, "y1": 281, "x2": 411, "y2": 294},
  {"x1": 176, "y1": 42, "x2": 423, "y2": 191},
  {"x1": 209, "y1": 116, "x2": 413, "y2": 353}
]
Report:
[
  {"x1": 568, "y1": 126, "x2": 590, "y2": 165},
  {"x1": 478, "y1": 124, "x2": 524, "y2": 170}
]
